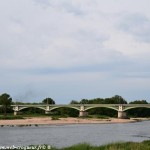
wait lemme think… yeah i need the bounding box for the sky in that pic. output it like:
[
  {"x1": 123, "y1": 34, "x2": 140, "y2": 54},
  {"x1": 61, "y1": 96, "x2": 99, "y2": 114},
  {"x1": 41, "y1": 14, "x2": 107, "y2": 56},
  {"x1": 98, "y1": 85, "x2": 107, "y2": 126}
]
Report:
[{"x1": 0, "y1": 0, "x2": 150, "y2": 104}]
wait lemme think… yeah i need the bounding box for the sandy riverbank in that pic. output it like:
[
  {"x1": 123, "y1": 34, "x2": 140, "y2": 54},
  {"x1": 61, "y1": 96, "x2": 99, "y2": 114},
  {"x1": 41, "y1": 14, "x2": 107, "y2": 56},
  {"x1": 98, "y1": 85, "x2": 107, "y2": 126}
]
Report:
[{"x1": 0, "y1": 117, "x2": 147, "y2": 126}]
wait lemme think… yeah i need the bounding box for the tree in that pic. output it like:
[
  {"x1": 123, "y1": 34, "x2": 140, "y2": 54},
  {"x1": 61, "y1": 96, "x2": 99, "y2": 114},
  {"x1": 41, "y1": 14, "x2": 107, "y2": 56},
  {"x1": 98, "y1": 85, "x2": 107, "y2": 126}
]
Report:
[
  {"x1": 89, "y1": 98, "x2": 104, "y2": 104},
  {"x1": 129, "y1": 100, "x2": 148, "y2": 104},
  {"x1": 128, "y1": 100, "x2": 149, "y2": 117},
  {"x1": 105, "y1": 95, "x2": 127, "y2": 104},
  {"x1": 0, "y1": 93, "x2": 12, "y2": 116},
  {"x1": 42, "y1": 98, "x2": 55, "y2": 104},
  {"x1": 80, "y1": 99, "x2": 89, "y2": 104}
]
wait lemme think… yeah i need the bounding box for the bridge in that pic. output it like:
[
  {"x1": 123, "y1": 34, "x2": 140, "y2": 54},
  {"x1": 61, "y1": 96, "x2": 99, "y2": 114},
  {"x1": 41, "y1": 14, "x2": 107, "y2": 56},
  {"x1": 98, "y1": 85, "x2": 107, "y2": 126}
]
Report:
[{"x1": 3, "y1": 104, "x2": 149, "y2": 119}]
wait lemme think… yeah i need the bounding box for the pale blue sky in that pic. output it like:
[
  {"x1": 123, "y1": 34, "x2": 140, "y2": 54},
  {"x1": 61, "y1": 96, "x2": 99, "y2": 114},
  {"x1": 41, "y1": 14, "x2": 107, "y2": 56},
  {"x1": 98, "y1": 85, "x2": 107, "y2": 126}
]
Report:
[{"x1": 0, "y1": 0, "x2": 150, "y2": 103}]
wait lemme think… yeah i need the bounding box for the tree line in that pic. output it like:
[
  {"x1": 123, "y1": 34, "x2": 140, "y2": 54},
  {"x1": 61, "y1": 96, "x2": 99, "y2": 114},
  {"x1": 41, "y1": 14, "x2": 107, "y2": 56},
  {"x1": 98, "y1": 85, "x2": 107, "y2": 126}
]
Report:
[{"x1": 0, "y1": 93, "x2": 150, "y2": 117}]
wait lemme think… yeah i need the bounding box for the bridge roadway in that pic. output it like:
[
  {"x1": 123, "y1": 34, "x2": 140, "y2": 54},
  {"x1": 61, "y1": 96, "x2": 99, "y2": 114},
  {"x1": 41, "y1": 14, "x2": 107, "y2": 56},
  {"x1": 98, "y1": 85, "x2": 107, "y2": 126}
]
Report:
[{"x1": 1, "y1": 104, "x2": 150, "y2": 118}]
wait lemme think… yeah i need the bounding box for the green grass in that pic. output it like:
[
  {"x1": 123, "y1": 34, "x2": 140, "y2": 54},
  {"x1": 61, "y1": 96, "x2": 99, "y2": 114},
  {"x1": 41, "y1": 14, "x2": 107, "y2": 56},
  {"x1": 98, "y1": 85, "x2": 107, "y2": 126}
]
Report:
[
  {"x1": 96, "y1": 115, "x2": 109, "y2": 119},
  {"x1": 21, "y1": 113, "x2": 49, "y2": 117},
  {"x1": 85, "y1": 115, "x2": 110, "y2": 119},
  {"x1": 0, "y1": 115, "x2": 24, "y2": 120},
  {"x1": 51, "y1": 116, "x2": 60, "y2": 120},
  {"x1": 13, "y1": 140, "x2": 150, "y2": 150},
  {"x1": 61, "y1": 140, "x2": 150, "y2": 150}
]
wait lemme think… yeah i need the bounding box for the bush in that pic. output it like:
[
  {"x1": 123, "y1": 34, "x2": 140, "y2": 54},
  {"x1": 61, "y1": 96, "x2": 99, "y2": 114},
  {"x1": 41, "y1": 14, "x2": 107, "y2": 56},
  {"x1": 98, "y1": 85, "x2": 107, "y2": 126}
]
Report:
[
  {"x1": 13, "y1": 140, "x2": 150, "y2": 150},
  {"x1": 96, "y1": 115, "x2": 109, "y2": 119},
  {"x1": 0, "y1": 115, "x2": 24, "y2": 120},
  {"x1": 51, "y1": 116, "x2": 60, "y2": 120}
]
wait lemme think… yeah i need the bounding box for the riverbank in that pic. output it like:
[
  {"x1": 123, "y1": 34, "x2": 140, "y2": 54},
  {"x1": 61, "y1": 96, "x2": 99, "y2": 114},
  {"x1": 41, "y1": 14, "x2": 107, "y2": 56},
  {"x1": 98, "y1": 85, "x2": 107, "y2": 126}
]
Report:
[
  {"x1": 11, "y1": 140, "x2": 150, "y2": 150},
  {"x1": 0, "y1": 117, "x2": 148, "y2": 126},
  {"x1": 60, "y1": 140, "x2": 150, "y2": 150}
]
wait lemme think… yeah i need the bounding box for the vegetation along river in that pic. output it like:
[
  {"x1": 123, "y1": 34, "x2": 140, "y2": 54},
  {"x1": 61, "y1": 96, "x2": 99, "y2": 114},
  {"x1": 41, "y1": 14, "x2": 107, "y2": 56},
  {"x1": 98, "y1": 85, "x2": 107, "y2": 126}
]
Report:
[{"x1": 0, "y1": 121, "x2": 150, "y2": 148}]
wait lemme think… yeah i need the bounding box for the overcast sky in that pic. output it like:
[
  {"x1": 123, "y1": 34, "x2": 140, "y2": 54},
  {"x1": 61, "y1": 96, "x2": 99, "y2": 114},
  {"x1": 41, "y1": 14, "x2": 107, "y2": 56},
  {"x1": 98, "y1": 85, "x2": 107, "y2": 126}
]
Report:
[{"x1": 0, "y1": 0, "x2": 150, "y2": 103}]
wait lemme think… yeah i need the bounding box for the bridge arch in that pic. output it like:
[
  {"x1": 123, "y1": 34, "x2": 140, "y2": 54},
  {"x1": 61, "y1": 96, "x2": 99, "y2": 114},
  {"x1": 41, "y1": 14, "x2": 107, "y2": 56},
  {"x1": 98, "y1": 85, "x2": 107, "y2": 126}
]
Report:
[
  {"x1": 49, "y1": 106, "x2": 80, "y2": 111},
  {"x1": 124, "y1": 106, "x2": 150, "y2": 118},
  {"x1": 19, "y1": 106, "x2": 46, "y2": 111},
  {"x1": 124, "y1": 106, "x2": 150, "y2": 111},
  {"x1": 85, "y1": 106, "x2": 118, "y2": 111}
]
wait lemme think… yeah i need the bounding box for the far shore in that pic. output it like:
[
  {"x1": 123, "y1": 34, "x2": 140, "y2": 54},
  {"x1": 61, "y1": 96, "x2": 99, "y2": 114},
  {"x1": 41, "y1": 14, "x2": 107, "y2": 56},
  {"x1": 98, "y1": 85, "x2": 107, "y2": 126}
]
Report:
[{"x1": 0, "y1": 117, "x2": 149, "y2": 126}]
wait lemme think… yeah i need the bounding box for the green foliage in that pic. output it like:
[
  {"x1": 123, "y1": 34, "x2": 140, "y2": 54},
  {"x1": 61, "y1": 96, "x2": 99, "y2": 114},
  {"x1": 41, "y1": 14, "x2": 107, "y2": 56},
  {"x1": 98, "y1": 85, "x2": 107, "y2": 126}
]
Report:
[
  {"x1": 129, "y1": 100, "x2": 148, "y2": 104},
  {"x1": 51, "y1": 116, "x2": 60, "y2": 120},
  {"x1": 0, "y1": 115, "x2": 24, "y2": 120},
  {"x1": 128, "y1": 107, "x2": 150, "y2": 117},
  {"x1": 52, "y1": 107, "x2": 79, "y2": 117},
  {"x1": 42, "y1": 98, "x2": 55, "y2": 104},
  {"x1": 89, "y1": 98, "x2": 104, "y2": 104},
  {"x1": 128, "y1": 100, "x2": 150, "y2": 117},
  {"x1": 105, "y1": 95, "x2": 127, "y2": 104},
  {"x1": 88, "y1": 108, "x2": 117, "y2": 117},
  {"x1": 75, "y1": 95, "x2": 127, "y2": 104},
  {"x1": 0, "y1": 93, "x2": 12, "y2": 116},
  {"x1": 21, "y1": 107, "x2": 45, "y2": 115},
  {"x1": 96, "y1": 115, "x2": 109, "y2": 119},
  {"x1": 70, "y1": 100, "x2": 79, "y2": 104},
  {"x1": 63, "y1": 143, "x2": 91, "y2": 150},
  {"x1": 13, "y1": 140, "x2": 150, "y2": 150},
  {"x1": 80, "y1": 99, "x2": 89, "y2": 104}
]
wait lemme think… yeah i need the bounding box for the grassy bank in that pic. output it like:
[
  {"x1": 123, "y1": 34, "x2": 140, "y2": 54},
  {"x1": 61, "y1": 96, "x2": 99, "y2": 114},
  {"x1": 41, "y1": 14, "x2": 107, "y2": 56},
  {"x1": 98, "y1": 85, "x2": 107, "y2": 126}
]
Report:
[
  {"x1": 0, "y1": 115, "x2": 24, "y2": 120},
  {"x1": 13, "y1": 140, "x2": 150, "y2": 150}
]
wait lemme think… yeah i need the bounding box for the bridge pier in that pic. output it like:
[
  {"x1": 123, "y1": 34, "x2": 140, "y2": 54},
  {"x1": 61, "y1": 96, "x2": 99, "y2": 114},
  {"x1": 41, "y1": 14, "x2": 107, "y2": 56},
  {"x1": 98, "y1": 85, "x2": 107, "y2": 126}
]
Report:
[
  {"x1": 118, "y1": 105, "x2": 127, "y2": 119},
  {"x1": 79, "y1": 105, "x2": 88, "y2": 117},
  {"x1": 14, "y1": 111, "x2": 20, "y2": 116},
  {"x1": 79, "y1": 111, "x2": 88, "y2": 117},
  {"x1": 118, "y1": 111, "x2": 127, "y2": 119},
  {"x1": 45, "y1": 105, "x2": 51, "y2": 114},
  {"x1": 45, "y1": 111, "x2": 51, "y2": 114}
]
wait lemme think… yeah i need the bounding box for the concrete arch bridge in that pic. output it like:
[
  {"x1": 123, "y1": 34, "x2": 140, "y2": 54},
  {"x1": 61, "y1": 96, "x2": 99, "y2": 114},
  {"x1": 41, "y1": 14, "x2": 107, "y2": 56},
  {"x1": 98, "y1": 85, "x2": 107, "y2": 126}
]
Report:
[{"x1": 9, "y1": 104, "x2": 150, "y2": 119}]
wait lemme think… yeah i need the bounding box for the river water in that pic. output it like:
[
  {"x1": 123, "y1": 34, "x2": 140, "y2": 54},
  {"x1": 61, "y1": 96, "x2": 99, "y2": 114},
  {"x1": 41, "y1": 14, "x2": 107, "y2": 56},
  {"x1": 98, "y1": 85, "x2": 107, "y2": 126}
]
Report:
[{"x1": 0, "y1": 121, "x2": 150, "y2": 148}]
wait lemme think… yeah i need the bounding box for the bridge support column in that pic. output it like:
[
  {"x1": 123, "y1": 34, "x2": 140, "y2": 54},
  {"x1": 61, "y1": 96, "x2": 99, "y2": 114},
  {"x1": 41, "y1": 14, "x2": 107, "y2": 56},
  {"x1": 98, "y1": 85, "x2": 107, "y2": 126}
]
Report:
[
  {"x1": 118, "y1": 111, "x2": 127, "y2": 119},
  {"x1": 45, "y1": 111, "x2": 51, "y2": 114},
  {"x1": 79, "y1": 111, "x2": 88, "y2": 117},
  {"x1": 79, "y1": 105, "x2": 88, "y2": 117},
  {"x1": 45, "y1": 105, "x2": 51, "y2": 114},
  {"x1": 13, "y1": 106, "x2": 20, "y2": 116},
  {"x1": 14, "y1": 111, "x2": 19, "y2": 116}
]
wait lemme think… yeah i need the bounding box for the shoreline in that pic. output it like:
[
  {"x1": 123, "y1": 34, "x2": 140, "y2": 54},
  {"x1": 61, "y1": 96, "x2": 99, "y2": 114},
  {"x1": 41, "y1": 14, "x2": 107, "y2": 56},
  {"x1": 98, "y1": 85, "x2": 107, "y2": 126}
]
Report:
[{"x1": 0, "y1": 117, "x2": 149, "y2": 126}]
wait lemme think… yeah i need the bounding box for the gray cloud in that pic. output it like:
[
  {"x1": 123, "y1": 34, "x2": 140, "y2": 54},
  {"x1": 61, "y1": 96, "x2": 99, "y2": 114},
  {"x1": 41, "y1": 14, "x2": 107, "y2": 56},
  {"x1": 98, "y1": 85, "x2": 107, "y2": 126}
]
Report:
[
  {"x1": 0, "y1": 0, "x2": 150, "y2": 102},
  {"x1": 118, "y1": 14, "x2": 150, "y2": 42}
]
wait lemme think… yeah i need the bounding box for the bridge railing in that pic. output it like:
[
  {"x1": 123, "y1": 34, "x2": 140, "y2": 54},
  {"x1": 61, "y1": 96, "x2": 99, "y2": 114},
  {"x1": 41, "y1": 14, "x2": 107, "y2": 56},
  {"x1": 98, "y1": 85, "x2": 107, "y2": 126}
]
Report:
[{"x1": 0, "y1": 104, "x2": 150, "y2": 107}]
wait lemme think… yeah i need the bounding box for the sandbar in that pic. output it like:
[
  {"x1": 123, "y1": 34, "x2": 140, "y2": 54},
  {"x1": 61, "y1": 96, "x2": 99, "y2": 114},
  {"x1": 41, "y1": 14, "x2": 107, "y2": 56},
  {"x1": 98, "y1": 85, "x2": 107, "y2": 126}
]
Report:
[{"x1": 0, "y1": 117, "x2": 146, "y2": 126}]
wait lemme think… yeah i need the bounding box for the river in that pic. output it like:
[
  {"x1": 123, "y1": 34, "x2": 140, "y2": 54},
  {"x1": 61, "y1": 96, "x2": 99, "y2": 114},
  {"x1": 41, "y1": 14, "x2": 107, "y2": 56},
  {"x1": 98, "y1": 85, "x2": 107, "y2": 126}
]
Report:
[{"x1": 0, "y1": 121, "x2": 150, "y2": 148}]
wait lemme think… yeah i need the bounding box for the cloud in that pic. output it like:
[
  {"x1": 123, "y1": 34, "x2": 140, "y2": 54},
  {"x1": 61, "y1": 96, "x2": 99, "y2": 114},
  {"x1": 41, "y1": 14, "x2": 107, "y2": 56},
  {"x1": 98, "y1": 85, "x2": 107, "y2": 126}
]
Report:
[
  {"x1": 118, "y1": 14, "x2": 150, "y2": 42},
  {"x1": 0, "y1": 1, "x2": 119, "y2": 69},
  {"x1": 0, "y1": 0, "x2": 150, "y2": 102}
]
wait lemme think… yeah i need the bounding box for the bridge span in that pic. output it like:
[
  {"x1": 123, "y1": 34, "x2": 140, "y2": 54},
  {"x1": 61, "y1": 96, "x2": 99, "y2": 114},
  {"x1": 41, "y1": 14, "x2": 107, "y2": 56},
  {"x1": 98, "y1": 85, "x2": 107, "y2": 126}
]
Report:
[{"x1": 7, "y1": 104, "x2": 150, "y2": 119}]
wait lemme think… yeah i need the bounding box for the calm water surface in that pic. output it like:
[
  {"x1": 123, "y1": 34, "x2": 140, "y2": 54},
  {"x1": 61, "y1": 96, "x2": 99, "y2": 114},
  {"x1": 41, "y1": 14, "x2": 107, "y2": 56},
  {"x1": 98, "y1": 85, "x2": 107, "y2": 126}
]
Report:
[{"x1": 0, "y1": 121, "x2": 150, "y2": 148}]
